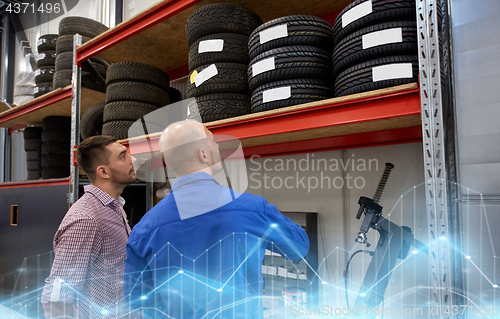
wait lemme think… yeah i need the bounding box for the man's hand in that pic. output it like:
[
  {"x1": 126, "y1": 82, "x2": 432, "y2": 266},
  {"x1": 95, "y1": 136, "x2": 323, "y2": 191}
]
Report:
[{"x1": 43, "y1": 302, "x2": 73, "y2": 318}]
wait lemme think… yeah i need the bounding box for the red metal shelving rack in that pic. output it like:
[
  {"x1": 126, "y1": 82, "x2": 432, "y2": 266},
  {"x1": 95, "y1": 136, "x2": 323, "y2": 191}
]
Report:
[{"x1": 0, "y1": 0, "x2": 423, "y2": 186}]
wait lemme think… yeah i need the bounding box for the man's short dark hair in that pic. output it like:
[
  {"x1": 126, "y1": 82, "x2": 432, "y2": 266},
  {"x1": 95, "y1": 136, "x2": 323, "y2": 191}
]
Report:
[{"x1": 77, "y1": 135, "x2": 117, "y2": 182}]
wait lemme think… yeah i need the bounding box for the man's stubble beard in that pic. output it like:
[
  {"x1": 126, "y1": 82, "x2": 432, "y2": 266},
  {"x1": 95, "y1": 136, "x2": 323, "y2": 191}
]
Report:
[{"x1": 110, "y1": 167, "x2": 137, "y2": 186}]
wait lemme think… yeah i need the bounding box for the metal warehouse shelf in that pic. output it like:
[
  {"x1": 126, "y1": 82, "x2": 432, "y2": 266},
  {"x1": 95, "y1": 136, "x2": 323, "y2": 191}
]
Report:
[
  {"x1": 0, "y1": 0, "x2": 423, "y2": 181},
  {"x1": 0, "y1": 86, "x2": 105, "y2": 128},
  {"x1": 121, "y1": 83, "x2": 422, "y2": 157},
  {"x1": 76, "y1": 0, "x2": 352, "y2": 73}
]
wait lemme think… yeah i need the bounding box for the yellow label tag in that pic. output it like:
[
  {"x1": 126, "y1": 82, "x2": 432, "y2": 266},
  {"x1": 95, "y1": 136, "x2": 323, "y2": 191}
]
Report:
[{"x1": 190, "y1": 70, "x2": 198, "y2": 84}]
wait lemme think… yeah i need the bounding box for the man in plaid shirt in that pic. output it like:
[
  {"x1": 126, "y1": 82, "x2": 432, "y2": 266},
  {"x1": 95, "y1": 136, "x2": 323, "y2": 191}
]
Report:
[{"x1": 42, "y1": 135, "x2": 137, "y2": 318}]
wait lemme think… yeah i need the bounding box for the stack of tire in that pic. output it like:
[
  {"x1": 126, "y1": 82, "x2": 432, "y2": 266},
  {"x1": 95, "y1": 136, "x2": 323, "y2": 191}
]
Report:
[
  {"x1": 35, "y1": 34, "x2": 58, "y2": 98},
  {"x1": 23, "y1": 127, "x2": 43, "y2": 180},
  {"x1": 332, "y1": 0, "x2": 418, "y2": 97},
  {"x1": 41, "y1": 116, "x2": 71, "y2": 179},
  {"x1": 185, "y1": 4, "x2": 262, "y2": 123},
  {"x1": 54, "y1": 17, "x2": 109, "y2": 92},
  {"x1": 247, "y1": 15, "x2": 335, "y2": 114},
  {"x1": 102, "y1": 62, "x2": 171, "y2": 139}
]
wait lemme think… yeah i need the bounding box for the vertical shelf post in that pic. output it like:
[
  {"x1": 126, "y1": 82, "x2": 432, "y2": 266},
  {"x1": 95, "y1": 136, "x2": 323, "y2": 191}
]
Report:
[
  {"x1": 417, "y1": 0, "x2": 462, "y2": 317},
  {"x1": 69, "y1": 34, "x2": 83, "y2": 205}
]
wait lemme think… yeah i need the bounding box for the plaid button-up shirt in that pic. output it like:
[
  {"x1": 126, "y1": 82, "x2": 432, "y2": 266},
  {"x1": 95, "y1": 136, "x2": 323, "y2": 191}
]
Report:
[{"x1": 41, "y1": 185, "x2": 131, "y2": 318}]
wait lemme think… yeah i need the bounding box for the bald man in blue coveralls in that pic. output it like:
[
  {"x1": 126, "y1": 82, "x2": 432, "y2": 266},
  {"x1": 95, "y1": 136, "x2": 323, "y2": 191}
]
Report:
[{"x1": 124, "y1": 120, "x2": 309, "y2": 319}]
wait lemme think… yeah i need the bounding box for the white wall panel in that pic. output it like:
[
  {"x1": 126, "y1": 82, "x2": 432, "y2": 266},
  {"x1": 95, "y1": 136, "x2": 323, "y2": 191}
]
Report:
[
  {"x1": 246, "y1": 142, "x2": 426, "y2": 312},
  {"x1": 452, "y1": 0, "x2": 500, "y2": 196},
  {"x1": 123, "y1": 0, "x2": 163, "y2": 21}
]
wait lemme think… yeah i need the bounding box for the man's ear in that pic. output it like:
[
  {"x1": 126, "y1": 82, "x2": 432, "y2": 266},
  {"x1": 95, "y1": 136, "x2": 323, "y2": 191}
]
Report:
[
  {"x1": 199, "y1": 149, "x2": 209, "y2": 164},
  {"x1": 95, "y1": 165, "x2": 110, "y2": 180}
]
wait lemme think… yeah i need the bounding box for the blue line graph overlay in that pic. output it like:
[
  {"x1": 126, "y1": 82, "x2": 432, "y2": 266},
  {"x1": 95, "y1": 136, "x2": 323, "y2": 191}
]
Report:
[{"x1": 1, "y1": 181, "x2": 498, "y2": 318}]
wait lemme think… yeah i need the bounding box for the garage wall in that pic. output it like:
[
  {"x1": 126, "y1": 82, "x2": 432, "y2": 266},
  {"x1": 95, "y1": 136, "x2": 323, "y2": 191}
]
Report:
[
  {"x1": 123, "y1": 0, "x2": 162, "y2": 21},
  {"x1": 451, "y1": 0, "x2": 500, "y2": 195},
  {"x1": 245, "y1": 142, "x2": 427, "y2": 312},
  {"x1": 451, "y1": 0, "x2": 500, "y2": 308}
]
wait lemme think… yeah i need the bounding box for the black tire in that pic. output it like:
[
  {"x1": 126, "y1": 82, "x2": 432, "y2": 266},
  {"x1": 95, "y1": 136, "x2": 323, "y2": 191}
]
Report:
[
  {"x1": 186, "y1": 3, "x2": 262, "y2": 47},
  {"x1": 53, "y1": 70, "x2": 72, "y2": 89},
  {"x1": 187, "y1": 63, "x2": 249, "y2": 98},
  {"x1": 56, "y1": 53, "x2": 108, "y2": 74},
  {"x1": 37, "y1": 34, "x2": 58, "y2": 53},
  {"x1": 333, "y1": 0, "x2": 416, "y2": 45},
  {"x1": 42, "y1": 167, "x2": 69, "y2": 179},
  {"x1": 42, "y1": 142, "x2": 71, "y2": 155},
  {"x1": 26, "y1": 151, "x2": 41, "y2": 161},
  {"x1": 24, "y1": 139, "x2": 42, "y2": 152},
  {"x1": 86, "y1": 57, "x2": 110, "y2": 74},
  {"x1": 189, "y1": 33, "x2": 249, "y2": 71},
  {"x1": 41, "y1": 155, "x2": 70, "y2": 168},
  {"x1": 42, "y1": 130, "x2": 71, "y2": 143},
  {"x1": 249, "y1": 15, "x2": 334, "y2": 60},
  {"x1": 23, "y1": 127, "x2": 43, "y2": 139},
  {"x1": 251, "y1": 78, "x2": 334, "y2": 113},
  {"x1": 106, "y1": 62, "x2": 170, "y2": 90},
  {"x1": 55, "y1": 52, "x2": 74, "y2": 71},
  {"x1": 168, "y1": 88, "x2": 182, "y2": 104},
  {"x1": 333, "y1": 21, "x2": 417, "y2": 77},
  {"x1": 103, "y1": 121, "x2": 164, "y2": 140},
  {"x1": 53, "y1": 70, "x2": 106, "y2": 92},
  {"x1": 42, "y1": 116, "x2": 71, "y2": 131},
  {"x1": 334, "y1": 55, "x2": 419, "y2": 97},
  {"x1": 82, "y1": 61, "x2": 108, "y2": 79},
  {"x1": 90, "y1": 57, "x2": 110, "y2": 69},
  {"x1": 35, "y1": 67, "x2": 55, "y2": 84},
  {"x1": 103, "y1": 101, "x2": 158, "y2": 123},
  {"x1": 27, "y1": 160, "x2": 41, "y2": 171},
  {"x1": 27, "y1": 170, "x2": 41, "y2": 180},
  {"x1": 82, "y1": 73, "x2": 107, "y2": 93},
  {"x1": 248, "y1": 46, "x2": 332, "y2": 92},
  {"x1": 34, "y1": 82, "x2": 54, "y2": 98},
  {"x1": 56, "y1": 35, "x2": 92, "y2": 55},
  {"x1": 106, "y1": 81, "x2": 170, "y2": 106},
  {"x1": 59, "y1": 17, "x2": 109, "y2": 38},
  {"x1": 80, "y1": 102, "x2": 105, "y2": 139},
  {"x1": 187, "y1": 93, "x2": 251, "y2": 122},
  {"x1": 36, "y1": 51, "x2": 56, "y2": 68}
]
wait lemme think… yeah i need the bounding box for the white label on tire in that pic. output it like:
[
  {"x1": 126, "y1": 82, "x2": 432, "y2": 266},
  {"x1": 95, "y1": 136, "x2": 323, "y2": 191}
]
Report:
[
  {"x1": 362, "y1": 28, "x2": 403, "y2": 49},
  {"x1": 34, "y1": 87, "x2": 39, "y2": 94},
  {"x1": 37, "y1": 39, "x2": 43, "y2": 47},
  {"x1": 259, "y1": 24, "x2": 288, "y2": 44},
  {"x1": 342, "y1": 1, "x2": 373, "y2": 28},
  {"x1": 35, "y1": 69, "x2": 41, "y2": 76},
  {"x1": 194, "y1": 64, "x2": 218, "y2": 87},
  {"x1": 262, "y1": 86, "x2": 291, "y2": 103},
  {"x1": 36, "y1": 53, "x2": 45, "y2": 61},
  {"x1": 252, "y1": 57, "x2": 275, "y2": 77},
  {"x1": 372, "y1": 63, "x2": 413, "y2": 82},
  {"x1": 198, "y1": 39, "x2": 224, "y2": 53}
]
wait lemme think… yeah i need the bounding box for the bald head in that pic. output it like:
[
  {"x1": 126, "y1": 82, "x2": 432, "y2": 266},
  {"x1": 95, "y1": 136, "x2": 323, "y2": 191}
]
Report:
[{"x1": 160, "y1": 120, "x2": 219, "y2": 177}]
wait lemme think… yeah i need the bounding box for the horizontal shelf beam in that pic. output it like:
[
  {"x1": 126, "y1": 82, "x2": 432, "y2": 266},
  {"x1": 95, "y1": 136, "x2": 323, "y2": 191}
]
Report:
[
  {"x1": 0, "y1": 177, "x2": 70, "y2": 189},
  {"x1": 0, "y1": 87, "x2": 72, "y2": 127},
  {"x1": 0, "y1": 87, "x2": 105, "y2": 128},
  {"x1": 241, "y1": 126, "x2": 423, "y2": 158},
  {"x1": 122, "y1": 85, "x2": 421, "y2": 156}
]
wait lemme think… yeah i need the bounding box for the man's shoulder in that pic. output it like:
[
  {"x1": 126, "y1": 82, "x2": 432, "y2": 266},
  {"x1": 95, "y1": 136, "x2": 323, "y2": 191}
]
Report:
[
  {"x1": 63, "y1": 192, "x2": 102, "y2": 221},
  {"x1": 215, "y1": 191, "x2": 268, "y2": 213}
]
